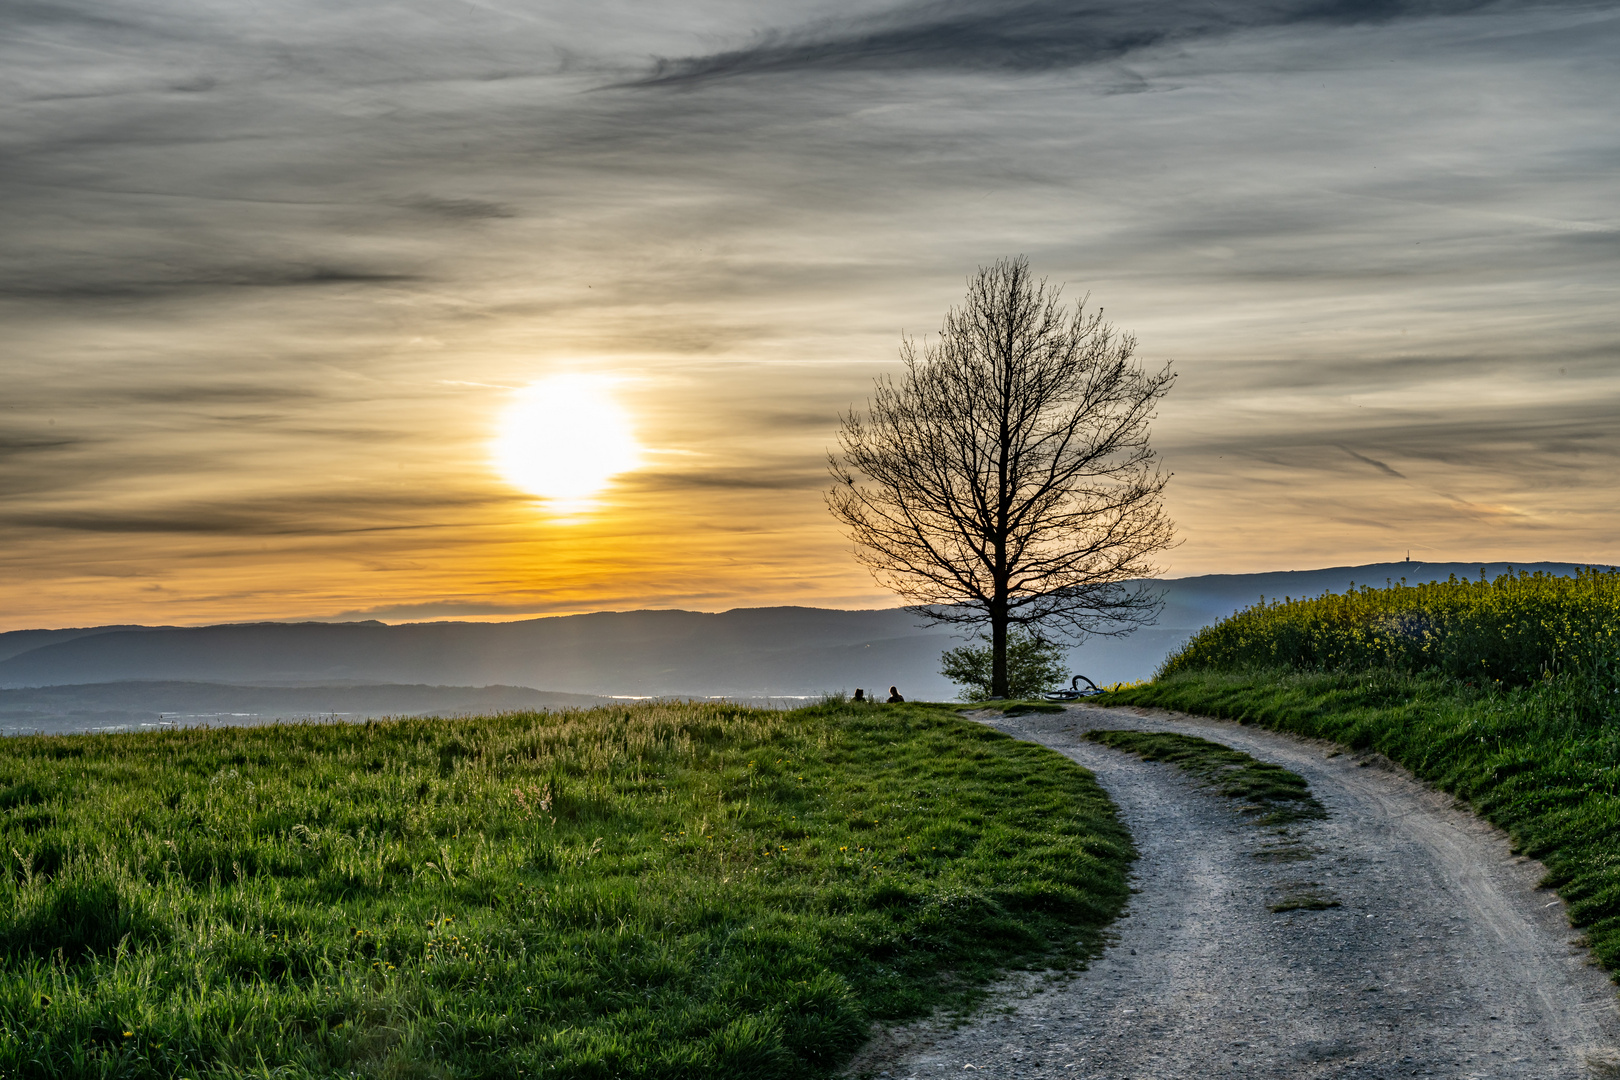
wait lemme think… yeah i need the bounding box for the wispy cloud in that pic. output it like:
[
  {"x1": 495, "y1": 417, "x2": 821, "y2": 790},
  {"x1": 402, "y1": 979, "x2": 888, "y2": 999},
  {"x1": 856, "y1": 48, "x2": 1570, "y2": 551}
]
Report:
[
  {"x1": 1339, "y1": 446, "x2": 1407, "y2": 479},
  {"x1": 628, "y1": 0, "x2": 1531, "y2": 85},
  {"x1": 2, "y1": 0, "x2": 1618, "y2": 627}
]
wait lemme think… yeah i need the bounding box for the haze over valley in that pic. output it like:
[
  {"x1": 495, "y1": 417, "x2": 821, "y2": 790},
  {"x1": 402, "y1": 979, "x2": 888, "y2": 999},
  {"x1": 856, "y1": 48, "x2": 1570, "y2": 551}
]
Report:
[{"x1": 4, "y1": 560, "x2": 1600, "y2": 733}]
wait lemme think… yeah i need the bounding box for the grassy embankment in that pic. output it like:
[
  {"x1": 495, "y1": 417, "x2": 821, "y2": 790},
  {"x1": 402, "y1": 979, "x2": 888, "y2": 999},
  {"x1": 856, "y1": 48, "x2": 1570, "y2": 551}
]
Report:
[
  {"x1": 1082, "y1": 730, "x2": 1326, "y2": 826},
  {"x1": 1098, "y1": 567, "x2": 1620, "y2": 973},
  {"x1": 0, "y1": 700, "x2": 1132, "y2": 1079},
  {"x1": 1082, "y1": 731, "x2": 1335, "y2": 913}
]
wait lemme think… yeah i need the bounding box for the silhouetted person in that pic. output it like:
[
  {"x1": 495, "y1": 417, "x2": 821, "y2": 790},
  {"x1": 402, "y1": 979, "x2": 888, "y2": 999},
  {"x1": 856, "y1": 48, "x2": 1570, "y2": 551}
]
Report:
[
  {"x1": 887, "y1": 686, "x2": 905, "y2": 703},
  {"x1": 852, "y1": 688, "x2": 865, "y2": 702}
]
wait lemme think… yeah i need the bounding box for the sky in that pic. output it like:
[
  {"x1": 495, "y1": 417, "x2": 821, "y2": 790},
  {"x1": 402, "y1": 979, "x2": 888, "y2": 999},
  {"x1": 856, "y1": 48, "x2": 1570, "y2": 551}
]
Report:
[{"x1": 3, "y1": 0, "x2": 1618, "y2": 630}]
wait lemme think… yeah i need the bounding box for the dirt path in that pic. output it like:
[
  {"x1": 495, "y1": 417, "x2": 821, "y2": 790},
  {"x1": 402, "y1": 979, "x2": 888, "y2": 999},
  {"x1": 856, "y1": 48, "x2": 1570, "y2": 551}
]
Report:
[{"x1": 854, "y1": 703, "x2": 1620, "y2": 1079}]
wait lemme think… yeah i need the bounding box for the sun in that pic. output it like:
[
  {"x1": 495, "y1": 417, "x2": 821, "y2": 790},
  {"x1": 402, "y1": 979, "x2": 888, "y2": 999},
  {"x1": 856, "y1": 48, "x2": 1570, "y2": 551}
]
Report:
[{"x1": 491, "y1": 375, "x2": 641, "y2": 514}]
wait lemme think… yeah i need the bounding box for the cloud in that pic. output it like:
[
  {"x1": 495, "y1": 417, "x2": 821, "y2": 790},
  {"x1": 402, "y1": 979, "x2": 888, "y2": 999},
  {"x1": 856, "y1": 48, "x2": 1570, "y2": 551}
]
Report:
[
  {"x1": 6, "y1": 509, "x2": 309, "y2": 536},
  {"x1": 628, "y1": 0, "x2": 1525, "y2": 85},
  {"x1": 5, "y1": 508, "x2": 435, "y2": 537},
  {"x1": 406, "y1": 196, "x2": 517, "y2": 220},
  {"x1": 3, "y1": 0, "x2": 1619, "y2": 626},
  {"x1": 0, "y1": 486, "x2": 517, "y2": 538},
  {"x1": 0, "y1": 434, "x2": 86, "y2": 461},
  {"x1": 1181, "y1": 398, "x2": 1620, "y2": 474},
  {"x1": 631, "y1": 466, "x2": 828, "y2": 492},
  {"x1": 112, "y1": 385, "x2": 322, "y2": 406},
  {"x1": 1339, "y1": 446, "x2": 1407, "y2": 479},
  {"x1": 0, "y1": 265, "x2": 421, "y2": 301},
  {"x1": 323, "y1": 600, "x2": 562, "y2": 621}
]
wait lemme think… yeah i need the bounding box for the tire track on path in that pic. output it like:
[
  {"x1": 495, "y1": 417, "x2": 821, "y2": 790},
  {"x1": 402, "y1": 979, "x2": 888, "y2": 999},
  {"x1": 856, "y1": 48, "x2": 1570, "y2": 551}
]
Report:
[{"x1": 853, "y1": 703, "x2": 1620, "y2": 1079}]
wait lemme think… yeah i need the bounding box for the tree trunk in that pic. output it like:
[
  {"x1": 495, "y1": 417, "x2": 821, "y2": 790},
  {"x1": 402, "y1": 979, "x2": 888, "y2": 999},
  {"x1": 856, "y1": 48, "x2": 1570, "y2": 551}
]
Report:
[{"x1": 990, "y1": 601, "x2": 1009, "y2": 698}]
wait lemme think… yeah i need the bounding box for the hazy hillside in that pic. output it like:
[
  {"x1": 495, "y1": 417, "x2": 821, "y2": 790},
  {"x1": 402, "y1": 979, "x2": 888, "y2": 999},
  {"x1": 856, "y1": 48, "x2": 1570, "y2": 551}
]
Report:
[
  {"x1": 0, "y1": 607, "x2": 955, "y2": 699},
  {"x1": 0, "y1": 563, "x2": 1602, "y2": 727},
  {"x1": 0, "y1": 624, "x2": 154, "y2": 664}
]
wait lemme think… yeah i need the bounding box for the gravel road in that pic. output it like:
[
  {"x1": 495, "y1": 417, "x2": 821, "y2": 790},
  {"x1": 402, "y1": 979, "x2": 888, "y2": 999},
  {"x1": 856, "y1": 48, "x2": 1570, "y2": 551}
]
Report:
[{"x1": 852, "y1": 703, "x2": 1620, "y2": 1079}]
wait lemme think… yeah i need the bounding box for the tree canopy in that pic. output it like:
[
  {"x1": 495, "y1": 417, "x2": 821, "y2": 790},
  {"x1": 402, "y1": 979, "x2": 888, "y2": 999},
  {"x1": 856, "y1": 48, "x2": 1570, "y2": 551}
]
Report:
[{"x1": 828, "y1": 257, "x2": 1175, "y2": 697}]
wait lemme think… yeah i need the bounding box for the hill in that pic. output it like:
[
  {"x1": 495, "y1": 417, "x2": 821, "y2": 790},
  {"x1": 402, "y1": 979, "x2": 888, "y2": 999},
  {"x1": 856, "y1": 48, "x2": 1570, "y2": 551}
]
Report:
[{"x1": 0, "y1": 563, "x2": 1603, "y2": 723}]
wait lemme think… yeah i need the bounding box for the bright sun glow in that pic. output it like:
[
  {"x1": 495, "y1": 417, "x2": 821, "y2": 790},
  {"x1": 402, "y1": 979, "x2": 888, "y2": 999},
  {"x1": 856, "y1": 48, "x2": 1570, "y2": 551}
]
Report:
[{"x1": 492, "y1": 375, "x2": 640, "y2": 515}]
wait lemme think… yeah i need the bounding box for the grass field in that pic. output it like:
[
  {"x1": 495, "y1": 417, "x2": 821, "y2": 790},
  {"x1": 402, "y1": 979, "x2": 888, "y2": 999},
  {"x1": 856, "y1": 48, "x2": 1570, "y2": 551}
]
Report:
[{"x1": 0, "y1": 700, "x2": 1132, "y2": 1079}]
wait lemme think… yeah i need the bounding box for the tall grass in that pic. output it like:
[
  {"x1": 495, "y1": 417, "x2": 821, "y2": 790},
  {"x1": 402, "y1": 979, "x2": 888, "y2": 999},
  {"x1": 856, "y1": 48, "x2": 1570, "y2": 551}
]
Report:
[
  {"x1": 0, "y1": 700, "x2": 1131, "y2": 1079},
  {"x1": 1164, "y1": 567, "x2": 1620, "y2": 694}
]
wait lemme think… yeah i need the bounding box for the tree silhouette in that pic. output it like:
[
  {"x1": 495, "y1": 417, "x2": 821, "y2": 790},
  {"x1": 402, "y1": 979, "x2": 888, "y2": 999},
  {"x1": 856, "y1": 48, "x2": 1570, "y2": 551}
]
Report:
[{"x1": 828, "y1": 257, "x2": 1175, "y2": 698}]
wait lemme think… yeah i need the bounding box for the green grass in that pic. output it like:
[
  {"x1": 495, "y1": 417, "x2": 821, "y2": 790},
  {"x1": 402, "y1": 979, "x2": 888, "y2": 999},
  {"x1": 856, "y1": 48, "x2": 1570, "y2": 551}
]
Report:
[
  {"x1": 0, "y1": 700, "x2": 1133, "y2": 1079},
  {"x1": 1082, "y1": 730, "x2": 1326, "y2": 826},
  {"x1": 1099, "y1": 668, "x2": 1620, "y2": 974}
]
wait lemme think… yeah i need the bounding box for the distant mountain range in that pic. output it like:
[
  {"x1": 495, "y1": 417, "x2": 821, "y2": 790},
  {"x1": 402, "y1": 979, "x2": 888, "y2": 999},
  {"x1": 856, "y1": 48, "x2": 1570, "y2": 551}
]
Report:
[{"x1": 1, "y1": 560, "x2": 1603, "y2": 733}]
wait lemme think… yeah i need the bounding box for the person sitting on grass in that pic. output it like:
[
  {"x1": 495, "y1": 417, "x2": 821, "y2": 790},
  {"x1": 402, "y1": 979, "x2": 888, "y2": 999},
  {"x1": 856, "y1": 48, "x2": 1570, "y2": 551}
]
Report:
[{"x1": 887, "y1": 686, "x2": 905, "y2": 703}]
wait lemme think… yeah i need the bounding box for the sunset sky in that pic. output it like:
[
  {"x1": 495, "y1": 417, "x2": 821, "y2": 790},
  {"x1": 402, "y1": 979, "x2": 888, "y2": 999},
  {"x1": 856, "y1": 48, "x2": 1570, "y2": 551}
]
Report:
[{"x1": 4, "y1": 0, "x2": 1619, "y2": 631}]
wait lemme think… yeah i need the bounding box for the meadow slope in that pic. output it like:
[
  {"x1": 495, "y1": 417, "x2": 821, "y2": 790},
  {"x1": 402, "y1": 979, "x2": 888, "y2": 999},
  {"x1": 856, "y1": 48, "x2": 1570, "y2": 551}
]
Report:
[{"x1": 0, "y1": 701, "x2": 1132, "y2": 1079}]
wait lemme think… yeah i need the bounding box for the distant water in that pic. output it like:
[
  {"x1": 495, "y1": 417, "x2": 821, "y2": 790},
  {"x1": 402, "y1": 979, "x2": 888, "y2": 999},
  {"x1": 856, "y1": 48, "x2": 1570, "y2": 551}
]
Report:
[
  {"x1": 1, "y1": 711, "x2": 376, "y2": 739},
  {"x1": 0, "y1": 695, "x2": 828, "y2": 738},
  {"x1": 0, "y1": 682, "x2": 609, "y2": 738}
]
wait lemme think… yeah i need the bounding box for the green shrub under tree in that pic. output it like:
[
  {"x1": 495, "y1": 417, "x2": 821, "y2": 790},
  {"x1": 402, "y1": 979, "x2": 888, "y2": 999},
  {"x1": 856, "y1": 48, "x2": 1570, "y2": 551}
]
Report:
[{"x1": 941, "y1": 630, "x2": 1072, "y2": 701}]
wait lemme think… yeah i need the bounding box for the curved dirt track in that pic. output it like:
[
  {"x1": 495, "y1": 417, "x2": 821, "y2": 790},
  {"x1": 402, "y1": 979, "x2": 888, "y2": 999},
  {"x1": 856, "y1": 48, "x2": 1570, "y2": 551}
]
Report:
[{"x1": 854, "y1": 703, "x2": 1620, "y2": 1079}]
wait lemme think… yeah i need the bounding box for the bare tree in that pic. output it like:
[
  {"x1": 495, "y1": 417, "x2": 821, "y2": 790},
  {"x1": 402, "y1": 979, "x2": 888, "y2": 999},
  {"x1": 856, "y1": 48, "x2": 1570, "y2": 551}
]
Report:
[{"x1": 827, "y1": 257, "x2": 1175, "y2": 698}]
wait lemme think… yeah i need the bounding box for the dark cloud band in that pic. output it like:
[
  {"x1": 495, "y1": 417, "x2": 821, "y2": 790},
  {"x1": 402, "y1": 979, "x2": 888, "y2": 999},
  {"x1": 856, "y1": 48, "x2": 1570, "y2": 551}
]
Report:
[{"x1": 629, "y1": 0, "x2": 1523, "y2": 85}]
